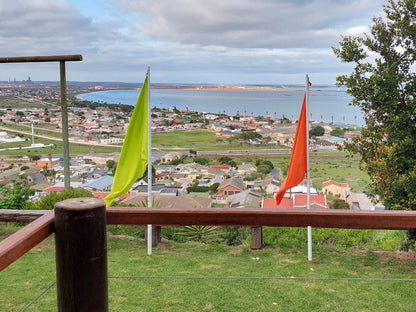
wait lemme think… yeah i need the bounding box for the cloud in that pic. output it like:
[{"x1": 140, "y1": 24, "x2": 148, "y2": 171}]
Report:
[
  {"x1": 118, "y1": 0, "x2": 384, "y2": 49},
  {"x1": 0, "y1": 0, "x2": 386, "y2": 83},
  {"x1": 0, "y1": 0, "x2": 119, "y2": 55}
]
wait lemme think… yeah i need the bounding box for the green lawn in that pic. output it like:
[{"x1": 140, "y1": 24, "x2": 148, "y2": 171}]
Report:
[
  {"x1": 152, "y1": 130, "x2": 289, "y2": 152},
  {"x1": 153, "y1": 130, "x2": 219, "y2": 146},
  {"x1": 1, "y1": 234, "x2": 416, "y2": 312}
]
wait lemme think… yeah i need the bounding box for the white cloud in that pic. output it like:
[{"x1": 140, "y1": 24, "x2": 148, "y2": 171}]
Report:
[
  {"x1": 118, "y1": 0, "x2": 384, "y2": 48},
  {"x1": 0, "y1": 0, "x2": 386, "y2": 83}
]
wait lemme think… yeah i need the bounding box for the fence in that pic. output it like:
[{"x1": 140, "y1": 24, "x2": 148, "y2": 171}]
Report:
[{"x1": 1, "y1": 197, "x2": 416, "y2": 311}]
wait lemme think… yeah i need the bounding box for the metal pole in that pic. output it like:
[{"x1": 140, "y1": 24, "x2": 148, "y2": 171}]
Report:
[
  {"x1": 306, "y1": 74, "x2": 312, "y2": 261},
  {"x1": 60, "y1": 61, "x2": 70, "y2": 190},
  {"x1": 54, "y1": 197, "x2": 108, "y2": 312},
  {"x1": 147, "y1": 67, "x2": 153, "y2": 255}
]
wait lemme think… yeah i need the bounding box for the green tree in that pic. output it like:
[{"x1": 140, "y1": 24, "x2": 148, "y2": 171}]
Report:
[
  {"x1": 194, "y1": 157, "x2": 209, "y2": 165},
  {"x1": 0, "y1": 182, "x2": 35, "y2": 210},
  {"x1": 330, "y1": 127, "x2": 345, "y2": 138},
  {"x1": 333, "y1": 0, "x2": 416, "y2": 246},
  {"x1": 209, "y1": 182, "x2": 220, "y2": 193},
  {"x1": 309, "y1": 126, "x2": 325, "y2": 137},
  {"x1": 218, "y1": 156, "x2": 232, "y2": 164},
  {"x1": 28, "y1": 188, "x2": 94, "y2": 210},
  {"x1": 331, "y1": 198, "x2": 350, "y2": 209},
  {"x1": 106, "y1": 159, "x2": 116, "y2": 170},
  {"x1": 255, "y1": 159, "x2": 274, "y2": 175}
]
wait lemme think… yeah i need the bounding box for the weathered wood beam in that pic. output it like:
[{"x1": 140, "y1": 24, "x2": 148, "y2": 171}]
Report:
[
  {"x1": 0, "y1": 209, "x2": 50, "y2": 223},
  {"x1": 0, "y1": 55, "x2": 82, "y2": 63}
]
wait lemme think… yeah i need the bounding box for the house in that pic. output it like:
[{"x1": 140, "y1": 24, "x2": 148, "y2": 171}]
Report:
[
  {"x1": 237, "y1": 163, "x2": 257, "y2": 176},
  {"x1": 322, "y1": 180, "x2": 350, "y2": 200},
  {"x1": 81, "y1": 175, "x2": 114, "y2": 191},
  {"x1": 161, "y1": 152, "x2": 182, "y2": 164},
  {"x1": 263, "y1": 177, "x2": 280, "y2": 194},
  {"x1": 211, "y1": 164, "x2": 232, "y2": 171},
  {"x1": 131, "y1": 184, "x2": 182, "y2": 196},
  {"x1": 269, "y1": 168, "x2": 281, "y2": 181},
  {"x1": 121, "y1": 194, "x2": 212, "y2": 208},
  {"x1": 81, "y1": 169, "x2": 109, "y2": 182},
  {"x1": 216, "y1": 177, "x2": 245, "y2": 199},
  {"x1": 229, "y1": 190, "x2": 262, "y2": 208},
  {"x1": 175, "y1": 163, "x2": 202, "y2": 173},
  {"x1": 155, "y1": 171, "x2": 171, "y2": 182},
  {"x1": 262, "y1": 194, "x2": 329, "y2": 209},
  {"x1": 345, "y1": 193, "x2": 385, "y2": 210},
  {"x1": 277, "y1": 180, "x2": 318, "y2": 198},
  {"x1": 43, "y1": 182, "x2": 83, "y2": 193},
  {"x1": 23, "y1": 172, "x2": 47, "y2": 185},
  {"x1": 36, "y1": 157, "x2": 60, "y2": 169}
]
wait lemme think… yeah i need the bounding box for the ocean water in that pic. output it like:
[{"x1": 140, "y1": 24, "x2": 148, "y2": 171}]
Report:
[{"x1": 78, "y1": 86, "x2": 364, "y2": 126}]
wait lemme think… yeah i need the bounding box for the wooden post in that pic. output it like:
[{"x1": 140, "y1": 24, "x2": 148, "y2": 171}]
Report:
[
  {"x1": 145, "y1": 225, "x2": 162, "y2": 247},
  {"x1": 54, "y1": 198, "x2": 108, "y2": 312},
  {"x1": 251, "y1": 226, "x2": 263, "y2": 250}
]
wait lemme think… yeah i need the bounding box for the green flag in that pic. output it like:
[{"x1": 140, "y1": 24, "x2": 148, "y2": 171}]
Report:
[{"x1": 104, "y1": 75, "x2": 148, "y2": 206}]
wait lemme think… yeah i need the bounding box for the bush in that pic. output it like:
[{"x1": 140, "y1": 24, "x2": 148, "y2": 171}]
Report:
[
  {"x1": 263, "y1": 227, "x2": 405, "y2": 250},
  {"x1": 28, "y1": 188, "x2": 94, "y2": 210},
  {"x1": 331, "y1": 127, "x2": 345, "y2": 138},
  {"x1": 309, "y1": 126, "x2": 325, "y2": 137}
]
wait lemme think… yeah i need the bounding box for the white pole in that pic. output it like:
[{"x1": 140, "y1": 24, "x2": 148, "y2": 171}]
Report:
[
  {"x1": 31, "y1": 121, "x2": 35, "y2": 146},
  {"x1": 305, "y1": 74, "x2": 312, "y2": 261},
  {"x1": 147, "y1": 67, "x2": 153, "y2": 256}
]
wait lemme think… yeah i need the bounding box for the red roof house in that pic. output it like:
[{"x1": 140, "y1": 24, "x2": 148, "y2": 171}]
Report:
[{"x1": 262, "y1": 194, "x2": 329, "y2": 209}]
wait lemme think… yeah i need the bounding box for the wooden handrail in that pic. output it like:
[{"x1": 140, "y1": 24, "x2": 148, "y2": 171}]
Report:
[
  {"x1": 106, "y1": 207, "x2": 416, "y2": 229},
  {"x1": 0, "y1": 210, "x2": 54, "y2": 271},
  {"x1": 2, "y1": 207, "x2": 416, "y2": 272}
]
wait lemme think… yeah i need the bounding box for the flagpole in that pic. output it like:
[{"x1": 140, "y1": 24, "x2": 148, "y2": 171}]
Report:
[
  {"x1": 147, "y1": 67, "x2": 153, "y2": 256},
  {"x1": 306, "y1": 74, "x2": 312, "y2": 261}
]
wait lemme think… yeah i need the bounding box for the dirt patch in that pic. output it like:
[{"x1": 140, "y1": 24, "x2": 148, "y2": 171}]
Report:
[
  {"x1": 107, "y1": 233, "x2": 135, "y2": 240},
  {"x1": 201, "y1": 264, "x2": 222, "y2": 270},
  {"x1": 302, "y1": 282, "x2": 315, "y2": 288},
  {"x1": 228, "y1": 246, "x2": 246, "y2": 256},
  {"x1": 279, "y1": 258, "x2": 301, "y2": 264},
  {"x1": 373, "y1": 250, "x2": 416, "y2": 260},
  {"x1": 203, "y1": 302, "x2": 214, "y2": 310}
]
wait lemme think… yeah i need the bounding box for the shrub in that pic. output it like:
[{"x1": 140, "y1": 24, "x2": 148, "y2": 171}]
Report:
[{"x1": 28, "y1": 188, "x2": 94, "y2": 210}]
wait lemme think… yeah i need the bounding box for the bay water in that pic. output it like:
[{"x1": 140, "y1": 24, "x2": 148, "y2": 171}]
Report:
[{"x1": 78, "y1": 86, "x2": 364, "y2": 126}]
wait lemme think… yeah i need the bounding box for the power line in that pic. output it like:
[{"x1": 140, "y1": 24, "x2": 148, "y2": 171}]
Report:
[{"x1": 108, "y1": 275, "x2": 416, "y2": 282}]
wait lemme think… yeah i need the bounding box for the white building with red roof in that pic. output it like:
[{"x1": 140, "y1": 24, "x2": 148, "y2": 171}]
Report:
[{"x1": 262, "y1": 194, "x2": 329, "y2": 209}]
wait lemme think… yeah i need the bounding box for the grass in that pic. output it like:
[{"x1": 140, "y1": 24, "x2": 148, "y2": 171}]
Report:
[
  {"x1": 1, "y1": 232, "x2": 416, "y2": 312},
  {"x1": 152, "y1": 129, "x2": 289, "y2": 152},
  {"x1": 228, "y1": 152, "x2": 368, "y2": 193}
]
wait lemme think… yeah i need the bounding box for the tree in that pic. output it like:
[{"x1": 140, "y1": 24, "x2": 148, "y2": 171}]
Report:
[
  {"x1": 255, "y1": 159, "x2": 274, "y2": 175},
  {"x1": 218, "y1": 156, "x2": 232, "y2": 164},
  {"x1": 330, "y1": 127, "x2": 345, "y2": 138},
  {"x1": 333, "y1": 0, "x2": 416, "y2": 246},
  {"x1": 0, "y1": 182, "x2": 35, "y2": 210},
  {"x1": 29, "y1": 188, "x2": 94, "y2": 210},
  {"x1": 331, "y1": 198, "x2": 350, "y2": 209},
  {"x1": 106, "y1": 159, "x2": 116, "y2": 170},
  {"x1": 309, "y1": 126, "x2": 325, "y2": 137},
  {"x1": 333, "y1": 0, "x2": 416, "y2": 207},
  {"x1": 194, "y1": 157, "x2": 209, "y2": 165}
]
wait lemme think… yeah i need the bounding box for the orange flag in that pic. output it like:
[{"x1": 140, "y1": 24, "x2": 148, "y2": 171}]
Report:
[{"x1": 275, "y1": 92, "x2": 308, "y2": 205}]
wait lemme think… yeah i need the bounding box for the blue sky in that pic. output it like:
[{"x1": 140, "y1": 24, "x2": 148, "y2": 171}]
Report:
[{"x1": 0, "y1": 0, "x2": 386, "y2": 84}]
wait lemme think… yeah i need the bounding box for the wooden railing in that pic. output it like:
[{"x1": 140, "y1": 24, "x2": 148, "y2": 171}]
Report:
[{"x1": 1, "y1": 198, "x2": 416, "y2": 311}]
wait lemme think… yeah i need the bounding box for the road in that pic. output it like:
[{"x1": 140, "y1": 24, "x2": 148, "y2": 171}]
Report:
[{"x1": 0, "y1": 125, "x2": 120, "y2": 147}]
